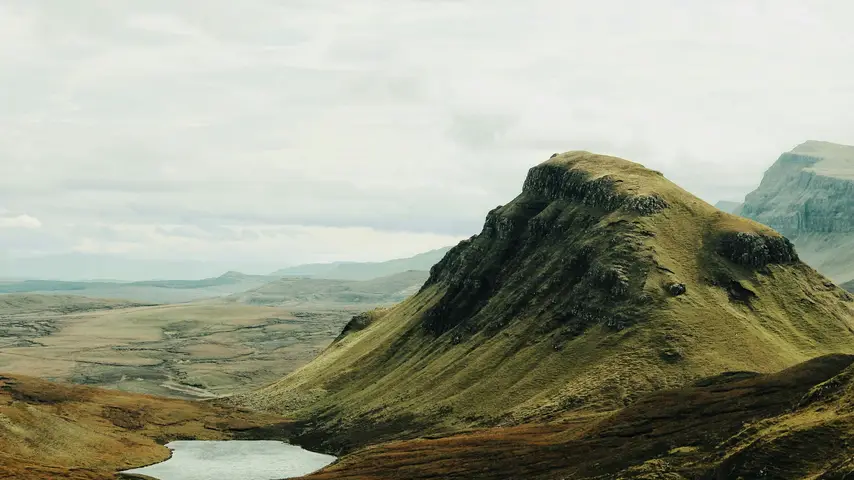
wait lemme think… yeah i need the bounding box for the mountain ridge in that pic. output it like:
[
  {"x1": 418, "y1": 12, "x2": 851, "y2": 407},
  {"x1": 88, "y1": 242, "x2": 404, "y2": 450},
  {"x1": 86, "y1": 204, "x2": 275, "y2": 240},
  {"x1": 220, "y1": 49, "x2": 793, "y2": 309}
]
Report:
[{"x1": 737, "y1": 140, "x2": 854, "y2": 283}]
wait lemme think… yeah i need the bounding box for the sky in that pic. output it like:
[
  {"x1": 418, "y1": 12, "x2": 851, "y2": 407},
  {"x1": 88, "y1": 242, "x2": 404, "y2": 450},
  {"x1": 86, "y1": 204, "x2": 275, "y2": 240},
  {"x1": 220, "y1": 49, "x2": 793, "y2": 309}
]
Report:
[{"x1": 1, "y1": 0, "x2": 853, "y2": 276}]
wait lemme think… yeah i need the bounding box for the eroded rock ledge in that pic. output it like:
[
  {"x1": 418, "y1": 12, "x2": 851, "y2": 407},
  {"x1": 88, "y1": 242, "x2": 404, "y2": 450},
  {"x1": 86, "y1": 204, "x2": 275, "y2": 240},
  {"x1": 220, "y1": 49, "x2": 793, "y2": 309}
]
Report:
[
  {"x1": 717, "y1": 232, "x2": 799, "y2": 267},
  {"x1": 522, "y1": 164, "x2": 668, "y2": 215}
]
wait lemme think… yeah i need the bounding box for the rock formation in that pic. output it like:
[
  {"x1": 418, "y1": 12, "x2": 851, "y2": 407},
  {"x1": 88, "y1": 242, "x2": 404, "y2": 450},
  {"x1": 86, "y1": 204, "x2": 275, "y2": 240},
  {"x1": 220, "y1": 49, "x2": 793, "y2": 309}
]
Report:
[{"x1": 737, "y1": 140, "x2": 854, "y2": 283}]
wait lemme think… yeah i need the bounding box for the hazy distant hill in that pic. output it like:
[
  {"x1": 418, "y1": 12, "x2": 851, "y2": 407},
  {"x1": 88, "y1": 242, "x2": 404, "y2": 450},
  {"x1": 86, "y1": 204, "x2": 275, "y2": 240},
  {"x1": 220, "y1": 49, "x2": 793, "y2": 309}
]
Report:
[
  {"x1": 0, "y1": 253, "x2": 273, "y2": 282},
  {"x1": 737, "y1": 140, "x2": 854, "y2": 284},
  {"x1": 230, "y1": 270, "x2": 429, "y2": 308},
  {"x1": 270, "y1": 247, "x2": 452, "y2": 281},
  {"x1": 0, "y1": 271, "x2": 277, "y2": 304},
  {"x1": 714, "y1": 200, "x2": 742, "y2": 213}
]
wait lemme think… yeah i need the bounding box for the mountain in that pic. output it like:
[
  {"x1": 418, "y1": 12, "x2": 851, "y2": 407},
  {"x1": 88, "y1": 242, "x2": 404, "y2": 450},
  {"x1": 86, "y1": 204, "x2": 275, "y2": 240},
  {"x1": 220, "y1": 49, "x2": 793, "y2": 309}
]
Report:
[
  {"x1": 737, "y1": 140, "x2": 854, "y2": 284},
  {"x1": 270, "y1": 247, "x2": 452, "y2": 281},
  {"x1": 241, "y1": 151, "x2": 854, "y2": 453},
  {"x1": 0, "y1": 271, "x2": 278, "y2": 304},
  {"x1": 844, "y1": 279, "x2": 854, "y2": 292},
  {"x1": 714, "y1": 200, "x2": 742, "y2": 213},
  {"x1": 230, "y1": 270, "x2": 429, "y2": 309}
]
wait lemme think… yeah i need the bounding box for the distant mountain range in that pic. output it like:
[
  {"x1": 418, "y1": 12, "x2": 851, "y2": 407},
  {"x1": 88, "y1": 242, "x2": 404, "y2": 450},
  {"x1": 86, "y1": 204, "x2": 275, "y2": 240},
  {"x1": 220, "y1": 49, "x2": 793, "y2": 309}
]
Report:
[
  {"x1": 0, "y1": 272, "x2": 279, "y2": 304},
  {"x1": 229, "y1": 270, "x2": 429, "y2": 309},
  {"x1": 269, "y1": 247, "x2": 453, "y2": 281},
  {"x1": 0, "y1": 249, "x2": 452, "y2": 304},
  {"x1": 0, "y1": 253, "x2": 272, "y2": 282}
]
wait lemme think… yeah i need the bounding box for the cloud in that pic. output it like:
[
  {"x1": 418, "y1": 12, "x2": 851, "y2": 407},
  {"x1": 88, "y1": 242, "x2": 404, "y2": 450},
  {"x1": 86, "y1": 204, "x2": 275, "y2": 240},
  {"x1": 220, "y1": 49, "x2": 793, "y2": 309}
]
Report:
[
  {"x1": 1, "y1": 0, "x2": 853, "y2": 272},
  {"x1": 0, "y1": 213, "x2": 42, "y2": 229}
]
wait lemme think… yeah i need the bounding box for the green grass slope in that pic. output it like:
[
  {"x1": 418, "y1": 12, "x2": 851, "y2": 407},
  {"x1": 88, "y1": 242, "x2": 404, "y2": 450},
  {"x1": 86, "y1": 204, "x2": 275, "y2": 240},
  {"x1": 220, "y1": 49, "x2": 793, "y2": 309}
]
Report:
[{"x1": 243, "y1": 151, "x2": 854, "y2": 452}]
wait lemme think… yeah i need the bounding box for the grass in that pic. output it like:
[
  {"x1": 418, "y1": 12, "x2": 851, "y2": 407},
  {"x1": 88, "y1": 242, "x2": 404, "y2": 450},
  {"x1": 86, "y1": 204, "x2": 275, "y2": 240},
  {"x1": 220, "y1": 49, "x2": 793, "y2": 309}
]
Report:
[{"x1": 242, "y1": 151, "x2": 854, "y2": 457}]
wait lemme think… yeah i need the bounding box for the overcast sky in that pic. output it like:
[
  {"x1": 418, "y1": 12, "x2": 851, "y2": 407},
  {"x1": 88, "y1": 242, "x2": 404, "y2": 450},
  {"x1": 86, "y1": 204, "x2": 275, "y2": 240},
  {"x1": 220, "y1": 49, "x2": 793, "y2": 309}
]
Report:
[{"x1": 1, "y1": 0, "x2": 853, "y2": 272}]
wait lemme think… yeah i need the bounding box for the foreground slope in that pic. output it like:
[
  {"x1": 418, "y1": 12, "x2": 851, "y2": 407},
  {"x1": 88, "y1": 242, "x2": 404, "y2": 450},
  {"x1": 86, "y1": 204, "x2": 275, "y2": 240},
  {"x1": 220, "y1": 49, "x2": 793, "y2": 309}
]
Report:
[
  {"x1": 0, "y1": 374, "x2": 284, "y2": 480},
  {"x1": 738, "y1": 140, "x2": 854, "y2": 283},
  {"x1": 299, "y1": 354, "x2": 854, "y2": 479},
  {"x1": 245, "y1": 151, "x2": 854, "y2": 452}
]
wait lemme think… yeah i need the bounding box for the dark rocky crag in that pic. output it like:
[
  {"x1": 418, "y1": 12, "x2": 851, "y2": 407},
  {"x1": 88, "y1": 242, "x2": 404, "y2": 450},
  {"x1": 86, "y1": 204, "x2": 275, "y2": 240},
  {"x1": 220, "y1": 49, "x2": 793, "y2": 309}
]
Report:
[
  {"x1": 737, "y1": 140, "x2": 854, "y2": 283},
  {"x1": 419, "y1": 160, "x2": 668, "y2": 339}
]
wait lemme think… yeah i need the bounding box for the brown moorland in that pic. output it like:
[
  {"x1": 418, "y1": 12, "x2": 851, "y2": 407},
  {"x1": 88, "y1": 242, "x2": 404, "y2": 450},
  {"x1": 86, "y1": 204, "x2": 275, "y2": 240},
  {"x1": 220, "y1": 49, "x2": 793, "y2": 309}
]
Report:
[{"x1": 0, "y1": 374, "x2": 288, "y2": 480}]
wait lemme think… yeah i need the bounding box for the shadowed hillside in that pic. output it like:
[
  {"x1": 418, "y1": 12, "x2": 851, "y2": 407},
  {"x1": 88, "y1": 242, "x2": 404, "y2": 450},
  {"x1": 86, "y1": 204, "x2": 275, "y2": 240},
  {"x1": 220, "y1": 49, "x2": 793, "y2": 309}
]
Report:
[{"x1": 241, "y1": 151, "x2": 854, "y2": 453}]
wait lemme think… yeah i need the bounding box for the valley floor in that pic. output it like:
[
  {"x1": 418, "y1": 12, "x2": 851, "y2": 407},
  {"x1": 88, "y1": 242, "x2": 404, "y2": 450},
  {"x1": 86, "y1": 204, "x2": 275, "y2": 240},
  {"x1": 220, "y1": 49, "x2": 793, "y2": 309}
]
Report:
[{"x1": 0, "y1": 296, "x2": 354, "y2": 398}]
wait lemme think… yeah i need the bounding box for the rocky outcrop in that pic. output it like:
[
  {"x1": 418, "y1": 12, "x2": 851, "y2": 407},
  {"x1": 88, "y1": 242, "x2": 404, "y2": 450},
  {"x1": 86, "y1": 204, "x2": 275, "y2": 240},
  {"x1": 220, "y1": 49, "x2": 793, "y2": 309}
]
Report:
[
  {"x1": 736, "y1": 141, "x2": 854, "y2": 282},
  {"x1": 716, "y1": 232, "x2": 798, "y2": 267}
]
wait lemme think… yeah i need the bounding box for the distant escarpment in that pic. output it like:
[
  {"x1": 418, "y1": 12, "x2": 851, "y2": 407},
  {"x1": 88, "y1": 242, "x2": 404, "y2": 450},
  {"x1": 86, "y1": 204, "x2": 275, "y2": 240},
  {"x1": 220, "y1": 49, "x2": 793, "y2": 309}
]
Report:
[
  {"x1": 244, "y1": 151, "x2": 854, "y2": 454},
  {"x1": 737, "y1": 140, "x2": 854, "y2": 283}
]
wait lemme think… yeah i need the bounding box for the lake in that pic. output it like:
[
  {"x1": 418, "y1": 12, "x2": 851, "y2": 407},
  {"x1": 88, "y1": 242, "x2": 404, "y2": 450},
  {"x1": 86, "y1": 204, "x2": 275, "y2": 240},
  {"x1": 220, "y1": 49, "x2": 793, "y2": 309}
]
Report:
[{"x1": 119, "y1": 440, "x2": 337, "y2": 480}]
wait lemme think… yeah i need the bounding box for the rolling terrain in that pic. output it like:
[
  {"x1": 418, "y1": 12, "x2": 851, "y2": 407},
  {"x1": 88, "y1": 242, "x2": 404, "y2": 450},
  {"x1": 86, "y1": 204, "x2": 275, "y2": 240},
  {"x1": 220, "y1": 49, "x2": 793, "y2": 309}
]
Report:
[
  {"x1": 0, "y1": 295, "x2": 352, "y2": 399},
  {"x1": 242, "y1": 151, "x2": 854, "y2": 458},
  {"x1": 737, "y1": 140, "x2": 854, "y2": 284},
  {"x1": 0, "y1": 373, "x2": 287, "y2": 480}
]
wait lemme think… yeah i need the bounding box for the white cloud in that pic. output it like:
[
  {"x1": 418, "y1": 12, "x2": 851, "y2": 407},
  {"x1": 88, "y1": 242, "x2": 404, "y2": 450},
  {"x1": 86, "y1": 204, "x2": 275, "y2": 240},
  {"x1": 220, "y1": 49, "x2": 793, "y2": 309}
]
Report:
[{"x1": 0, "y1": 213, "x2": 42, "y2": 229}]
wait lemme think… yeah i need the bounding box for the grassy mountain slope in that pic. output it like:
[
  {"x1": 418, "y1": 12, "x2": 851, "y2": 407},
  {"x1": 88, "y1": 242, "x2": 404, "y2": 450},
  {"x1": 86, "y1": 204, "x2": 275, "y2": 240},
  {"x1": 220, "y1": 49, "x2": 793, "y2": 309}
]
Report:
[
  {"x1": 0, "y1": 374, "x2": 285, "y2": 480},
  {"x1": 230, "y1": 270, "x2": 429, "y2": 308},
  {"x1": 243, "y1": 151, "x2": 854, "y2": 452},
  {"x1": 298, "y1": 354, "x2": 854, "y2": 479},
  {"x1": 271, "y1": 248, "x2": 452, "y2": 281},
  {"x1": 737, "y1": 140, "x2": 854, "y2": 284}
]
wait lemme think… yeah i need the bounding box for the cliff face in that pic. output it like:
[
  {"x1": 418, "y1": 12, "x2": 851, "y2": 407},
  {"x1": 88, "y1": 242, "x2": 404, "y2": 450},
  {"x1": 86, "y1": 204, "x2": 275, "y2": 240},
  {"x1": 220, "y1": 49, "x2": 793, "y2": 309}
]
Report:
[{"x1": 737, "y1": 141, "x2": 854, "y2": 283}]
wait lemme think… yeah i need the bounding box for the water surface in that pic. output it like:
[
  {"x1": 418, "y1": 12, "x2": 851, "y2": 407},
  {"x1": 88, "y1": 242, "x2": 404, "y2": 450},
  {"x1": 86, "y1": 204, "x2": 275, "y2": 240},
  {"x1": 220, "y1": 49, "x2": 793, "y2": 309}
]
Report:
[{"x1": 120, "y1": 440, "x2": 336, "y2": 480}]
